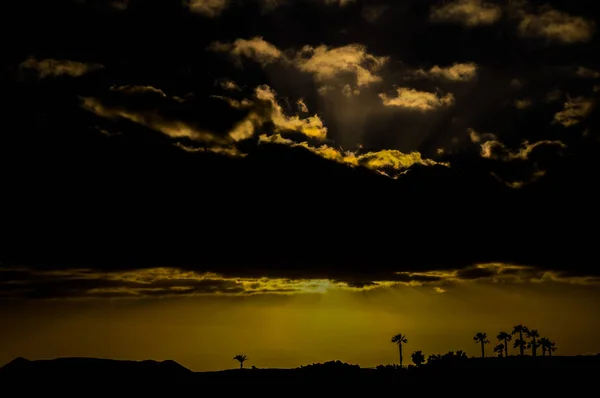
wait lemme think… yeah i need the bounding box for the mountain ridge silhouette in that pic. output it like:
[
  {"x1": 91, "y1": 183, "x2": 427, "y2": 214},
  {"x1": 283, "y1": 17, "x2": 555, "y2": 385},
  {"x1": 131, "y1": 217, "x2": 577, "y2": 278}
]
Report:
[{"x1": 0, "y1": 356, "x2": 191, "y2": 376}]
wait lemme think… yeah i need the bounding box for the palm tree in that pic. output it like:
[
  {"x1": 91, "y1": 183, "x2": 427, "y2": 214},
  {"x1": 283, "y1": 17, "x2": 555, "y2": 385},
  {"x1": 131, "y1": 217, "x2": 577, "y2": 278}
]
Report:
[
  {"x1": 526, "y1": 329, "x2": 540, "y2": 357},
  {"x1": 511, "y1": 325, "x2": 529, "y2": 356},
  {"x1": 391, "y1": 333, "x2": 408, "y2": 367},
  {"x1": 539, "y1": 337, "x2": 551, "y2": 356},
  {"x1": 513, "y1": 338, "x2": 527, "y2": 355},
  {"x1": 547, "y1": 341, "x2": 556, "y2": 356},
  {"x1": 233, "y1": 354, "x2": 248, "y2": 369},
  {"x1": 497, "y1": 331, "x2": 512, "y2": 357},
  {"x1": 493, "y1": 343, "x2": 505, "y2": 357},
  {"x1": 527, "y1": 339, "x2": 541, "y2": 357},
  {"x1": 474, "y1": 332, "x2": 489, "y2": 358}
]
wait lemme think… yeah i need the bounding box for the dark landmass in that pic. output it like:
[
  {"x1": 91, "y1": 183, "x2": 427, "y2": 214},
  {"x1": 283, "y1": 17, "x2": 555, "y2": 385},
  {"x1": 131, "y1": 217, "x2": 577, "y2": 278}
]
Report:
[{"x1": 1, "y1": 356, "x2": 599, "y2": 393}]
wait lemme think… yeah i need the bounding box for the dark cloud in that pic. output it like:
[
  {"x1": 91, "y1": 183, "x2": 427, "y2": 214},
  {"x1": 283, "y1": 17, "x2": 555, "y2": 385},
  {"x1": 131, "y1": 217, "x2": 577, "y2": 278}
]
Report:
[
  {"x1": 2, "y1": 262, "x2": 597, "y2": 299},
  {"x1": 0, "y1": 267, "x2": 252, "y2": 299},
  {"x1": 2, "y1": 0, "x2": 600, "y2": 298}
]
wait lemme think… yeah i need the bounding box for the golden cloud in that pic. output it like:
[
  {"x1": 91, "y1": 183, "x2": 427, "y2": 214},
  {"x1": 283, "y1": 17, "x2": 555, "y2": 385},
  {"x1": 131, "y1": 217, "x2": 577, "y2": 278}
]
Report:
[
  {"x1": 81, "y1": 97, "x2": 226, "y2": 144},
  {"x1": 3, "y1": 263, "x2": 598, "y2": 300},
  {"x1": 109, "y1": 85, "x2": 186, "y2": 103},
  {"x1": 259, "y1": 133, "x2": 447, "y2": 177},
  {"x1": 517, "y1": 5, "x2": 595, "y2": 44},
  {"x1": 174, "y1": 142, "x2": 245, "y2": 157},
  {"x1": 82, "y1": 81, "x2": 327, "y2": 154},
  {"x1": 186, "y1": 0, "x2": 228, "y2": 17},
  {"x1": 514, "y1": 99, "x2": 533, "y2": 109},
  {"x1": 297, "y1": 99, "x2": 309, "y2": 113},
  {"x1": 468, "y1": 128, "x2": 496, "y2": 143},
  {"x1": 208, "y1": 36, "x2": 283, "y2": 66},
  {"x1": 217, "y1": 85, "x2": 328, "y2": 141},
  {"x1": 576, "y1": 67, "x2": 600, "y2": 79},
  {"x1": 554, "y1": 97, "x2": 595, "y2": 127},
  {"x1": 413, "y1": 63, "x2": 478, "y2": 82},
  {"x1": 295, "y1": 44, "x2": 388, "y2": 88},
  {"x1": 398, "y1": 263, "x2": 600, "y2": 288},
  {"x1": 19, "y1": 57, "x2": 103, "y2": 78},
  {"x1": 498, "y1": 169, "x2": 548, "y2": 189},
  {"x1": 110, "y1": 0, "x2": 128, "y2": 10},
  {"x1": 430, "y1": 0, "x2": 503, "y2": 27},
  {"x1": 469, "y1": 128, "x2": 566, "y2": 161},
  {"x1": 379, "y1": 88, "x2": 455, "y2": 111},
  {"x1": 219, "y1": 79, "x2": 241, "y2": 91},
  {"x1": 324, "y1": 0, "x2": 355, "y2": 6},
  {"x1": 0, "y1": 267, "x2": 338, "y2": 299},
  {"x1": 362, "y1": 4, "x2": 388, "y2": 23},
  {"x1": 208, "y1": 38, "x2": 387, "y2": 95}
]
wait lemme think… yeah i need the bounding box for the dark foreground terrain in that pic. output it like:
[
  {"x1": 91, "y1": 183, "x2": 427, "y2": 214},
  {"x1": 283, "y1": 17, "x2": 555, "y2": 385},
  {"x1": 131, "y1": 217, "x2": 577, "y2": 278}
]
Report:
[{"x1": 1, "y1": 356, "x2": 598, "y2": 394}]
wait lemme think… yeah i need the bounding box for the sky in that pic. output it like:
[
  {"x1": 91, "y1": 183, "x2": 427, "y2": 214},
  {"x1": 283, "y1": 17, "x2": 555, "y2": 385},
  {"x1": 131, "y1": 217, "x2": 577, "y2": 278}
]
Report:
[{"x1": 2, "y1": 0, "x2": 600, "y2": 371}]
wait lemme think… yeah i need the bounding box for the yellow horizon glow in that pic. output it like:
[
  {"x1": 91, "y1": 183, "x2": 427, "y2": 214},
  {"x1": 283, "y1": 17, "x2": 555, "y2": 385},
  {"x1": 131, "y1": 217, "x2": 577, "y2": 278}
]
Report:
[{"x1": 1, "y1": 266, "x2": 599, "y2": 371}]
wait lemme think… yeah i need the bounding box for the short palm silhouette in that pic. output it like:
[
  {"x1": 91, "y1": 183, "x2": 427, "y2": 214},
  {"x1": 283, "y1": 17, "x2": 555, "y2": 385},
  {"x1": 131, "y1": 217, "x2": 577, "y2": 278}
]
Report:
[
  {"x1": 539, "y1": 337, "x2": 557, "y2": 356},
  {"x1": 474, "y1": 332, "x2": 489, "y2": 358},
  {"x1": 497, "y1": 331, "x2": 512, "y2": 358},
  {"x1": 511, "y1": 325, "x2": 529, "y2": 356},
  {"x1": 526, "y1": 329, "x2": 540, "y2": 357},
  {"x1": 546, "y1": 341, "x2": 557, "y2": 356},
  {"x1": 233, "y1": 354, "x2": 248, "y2": 369},
  {"x1": 493, "y1": 343, "x2": 505, "y2": 357},
  {"x1": 391, "y1": 333, "x2": 408, "y2": 367},
  {"x1": 540, "y1": 337, "x2": 550, "y2": 356}
]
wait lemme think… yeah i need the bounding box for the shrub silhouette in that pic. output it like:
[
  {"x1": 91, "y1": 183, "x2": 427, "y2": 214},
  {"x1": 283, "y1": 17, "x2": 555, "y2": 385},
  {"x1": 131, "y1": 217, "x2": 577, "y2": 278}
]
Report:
[{"x1": 411, "y1": 351, "x2": 425, "y2": 366}]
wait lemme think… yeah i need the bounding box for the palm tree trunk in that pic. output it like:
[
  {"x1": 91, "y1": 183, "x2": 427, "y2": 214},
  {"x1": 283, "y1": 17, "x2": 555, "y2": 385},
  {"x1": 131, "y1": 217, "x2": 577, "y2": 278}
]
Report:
[
  {"x1": 481, "y1": 342, "x2": 485, "y2": 358},
  {"x1": 519, "y1": 332, "x2": 524, "y2": 356},
  {"x1": 549, "y1": 350, "x2": 552, "y2": 357},
  {"x1": 504, "y1": 339, "x2": 509, "y2": 357},
  {"x1": 399, "y1": 343, "x2": 403, "y2": 367},
  {"x1": 532, "y1": 338, "x2": 537, "y2": 357},
  {"x1": 542, "y1": 348, "x2": 546, "y2": 356},
  {"x1": 240, "y1": 362, "x2": 243, "y2": 369}
]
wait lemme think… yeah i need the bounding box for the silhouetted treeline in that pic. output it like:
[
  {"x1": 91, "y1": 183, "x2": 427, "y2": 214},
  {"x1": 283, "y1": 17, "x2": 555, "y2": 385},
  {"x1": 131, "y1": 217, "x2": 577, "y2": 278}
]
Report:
[{"x1": 2, "y1": 355, "x2": 599, "y2": 393}]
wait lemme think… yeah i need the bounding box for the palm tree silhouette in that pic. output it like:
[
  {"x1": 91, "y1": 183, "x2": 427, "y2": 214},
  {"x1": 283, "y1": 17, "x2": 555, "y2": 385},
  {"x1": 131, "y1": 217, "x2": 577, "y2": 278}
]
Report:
[
  {"x1": 493, "y1": 343, "x2": 505, "y2": 357},
  {"x1": 539, "y1": 337, "x2": 550, "y2": 356},
  {"x1": 513, "y1": 338, "x2": 527, "y2": 355},
  {"x1": 527, "y1": 339, "x2": 541, "y2": 356},
  {"x1": 511, "y1": 325, "x2": 529, "y2": 356},
  {"x1": 497, "y1": 331, "x2": 512, "y2": 358},
  {"x1": 391, "y1": 333, "x2": 408, "y2": 367},
  {"x1": 547, "y1": 341, "x2": 557, "y2": 356},
  {"x1": 474, "y1": 332, "x2": 489, "y2": 358},
  {"x1": 233, "y1": 354, "x2": 248, "y2": 369},
  {"x1": 526, "y1": 329, "x2": 540, "y2": 357},
  {"x1": 539, "y1": 337, "x2": 556, "y2": 356}
]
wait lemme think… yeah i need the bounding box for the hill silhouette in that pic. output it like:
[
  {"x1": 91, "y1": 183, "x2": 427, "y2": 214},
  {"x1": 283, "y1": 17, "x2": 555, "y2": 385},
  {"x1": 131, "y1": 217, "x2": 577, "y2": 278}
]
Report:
[
  {"x1": 2, "y1": 355, "x2": 598, "y2": 393},
  {"x1": 0, "y1": 357, "x2": 191, "y2": 381}
]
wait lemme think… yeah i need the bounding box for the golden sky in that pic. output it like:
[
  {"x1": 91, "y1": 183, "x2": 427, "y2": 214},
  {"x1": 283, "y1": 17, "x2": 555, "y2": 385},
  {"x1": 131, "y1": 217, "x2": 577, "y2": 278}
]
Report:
[
  {"x1": 3, "y1": 0, "x2": 600, "y2": 371},
  {"x1": 1, "y1": 267, "x2": 599, "y2": 371}
]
